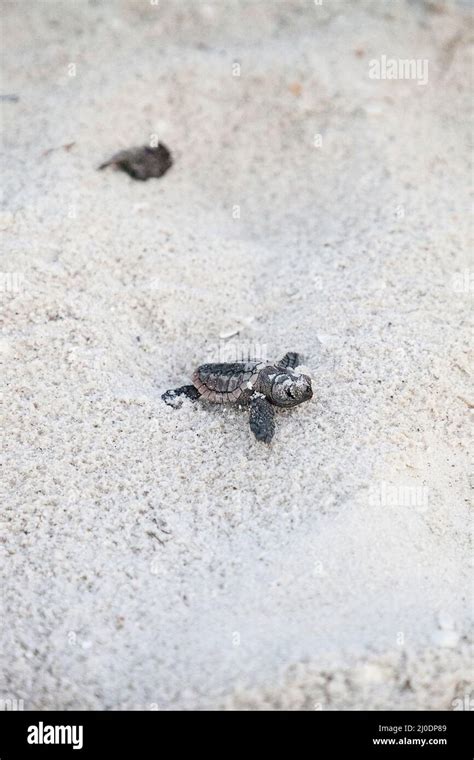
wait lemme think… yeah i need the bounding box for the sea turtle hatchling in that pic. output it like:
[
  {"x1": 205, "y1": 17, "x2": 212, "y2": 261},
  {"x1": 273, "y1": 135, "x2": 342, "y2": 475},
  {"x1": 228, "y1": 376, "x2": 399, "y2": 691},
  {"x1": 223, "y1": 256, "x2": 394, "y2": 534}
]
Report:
[
  {"x1": 98, "y1": 143, "x2": 172, "y2": 181},
  {"x1": 161, "y1": 351, "x2": 312, "y2": 444}
]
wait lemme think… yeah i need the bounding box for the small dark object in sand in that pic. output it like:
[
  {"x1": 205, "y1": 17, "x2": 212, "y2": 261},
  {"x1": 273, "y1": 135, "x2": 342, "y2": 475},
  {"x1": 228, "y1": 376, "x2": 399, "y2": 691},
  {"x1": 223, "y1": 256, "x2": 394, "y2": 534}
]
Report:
[
  {"x1": 0, "y1": 94, "x2": 19, "y2": 102},
  {"x1": 162, "y1": 352, "x2": 313, "y2": 444},
  {"x1": 98, "y1": 143, "x2": 173, "y2": 181}
]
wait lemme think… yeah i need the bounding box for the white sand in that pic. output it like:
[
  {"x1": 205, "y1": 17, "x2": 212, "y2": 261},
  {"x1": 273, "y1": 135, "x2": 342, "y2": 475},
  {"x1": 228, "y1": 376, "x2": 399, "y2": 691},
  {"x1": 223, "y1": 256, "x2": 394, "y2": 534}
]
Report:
[{"x1": 1, "y1": 0, "x2": 472, "y2": 710}]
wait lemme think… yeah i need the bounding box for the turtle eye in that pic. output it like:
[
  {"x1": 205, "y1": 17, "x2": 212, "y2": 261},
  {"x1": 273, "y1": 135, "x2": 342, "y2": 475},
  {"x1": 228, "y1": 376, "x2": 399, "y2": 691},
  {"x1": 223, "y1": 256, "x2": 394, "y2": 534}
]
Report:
[{"x1": 286, "y1": 387, "x2": 295, "y2": 399}]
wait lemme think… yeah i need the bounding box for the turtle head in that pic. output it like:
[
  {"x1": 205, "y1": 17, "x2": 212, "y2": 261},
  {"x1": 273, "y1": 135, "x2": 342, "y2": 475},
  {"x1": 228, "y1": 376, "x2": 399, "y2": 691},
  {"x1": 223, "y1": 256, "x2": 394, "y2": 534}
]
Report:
[{"x1": 264, "y1": 367, "x2": 313, "y2": 408}]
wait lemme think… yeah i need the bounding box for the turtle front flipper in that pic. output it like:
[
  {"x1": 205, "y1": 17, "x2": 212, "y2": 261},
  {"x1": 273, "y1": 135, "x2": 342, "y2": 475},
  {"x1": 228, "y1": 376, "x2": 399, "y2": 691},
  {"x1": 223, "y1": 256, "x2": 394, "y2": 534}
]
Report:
[
  {"x1": 249, "y1": 394, "x2": 275, "y2": 444},
  {"x1": 162, "y1": 384, "x2": 200, "y2": 408},
  {"x1": 277, "y1": 352, "x2": 302, "y2": 370}
]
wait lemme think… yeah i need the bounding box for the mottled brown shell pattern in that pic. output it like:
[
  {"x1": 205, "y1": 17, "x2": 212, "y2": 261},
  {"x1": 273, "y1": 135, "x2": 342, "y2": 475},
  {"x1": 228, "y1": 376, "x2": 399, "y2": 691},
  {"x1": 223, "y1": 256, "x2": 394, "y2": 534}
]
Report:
[{"x1": 192, "y1": 361, "x2": 263, "y2": 403}]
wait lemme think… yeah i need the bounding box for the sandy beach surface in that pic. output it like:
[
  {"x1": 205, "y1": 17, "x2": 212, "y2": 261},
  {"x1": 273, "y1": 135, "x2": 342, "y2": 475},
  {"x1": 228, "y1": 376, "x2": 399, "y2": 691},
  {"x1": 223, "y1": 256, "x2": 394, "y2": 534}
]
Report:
[{"x1": 1, "y1": 0, "x2": 472, "y2": 710}]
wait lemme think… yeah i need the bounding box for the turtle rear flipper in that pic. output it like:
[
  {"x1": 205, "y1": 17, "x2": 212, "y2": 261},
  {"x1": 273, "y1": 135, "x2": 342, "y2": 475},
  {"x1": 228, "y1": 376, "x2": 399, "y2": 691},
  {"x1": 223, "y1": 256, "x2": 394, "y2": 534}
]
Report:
[
  {"x1": 162, "y1": 384, "x2": 200, "y2": 408},
  {"x1": 277, "y1": 352, "x2": 302, "y2": 370},
  {"x1": 249, "y1": 394, "x2": 275, "y2": 444}
]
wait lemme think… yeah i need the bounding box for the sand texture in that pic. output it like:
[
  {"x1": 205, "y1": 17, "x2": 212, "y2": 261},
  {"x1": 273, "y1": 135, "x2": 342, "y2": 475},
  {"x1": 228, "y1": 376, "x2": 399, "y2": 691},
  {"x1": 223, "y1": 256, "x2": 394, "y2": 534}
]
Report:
[{"x1": 1, "y1": 0, "x2": 472, "y2": 710}]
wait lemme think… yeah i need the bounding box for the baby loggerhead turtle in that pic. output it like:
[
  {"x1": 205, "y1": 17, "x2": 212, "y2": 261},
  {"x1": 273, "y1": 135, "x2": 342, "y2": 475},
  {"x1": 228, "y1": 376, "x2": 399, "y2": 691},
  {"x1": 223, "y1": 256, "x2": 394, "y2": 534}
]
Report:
[
  {"x1": 161, "y1": 351, "x2": 312, "y2": 444},
  {"x1": 98, "y1": 143, "x2": 172, "y2": 181}
]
